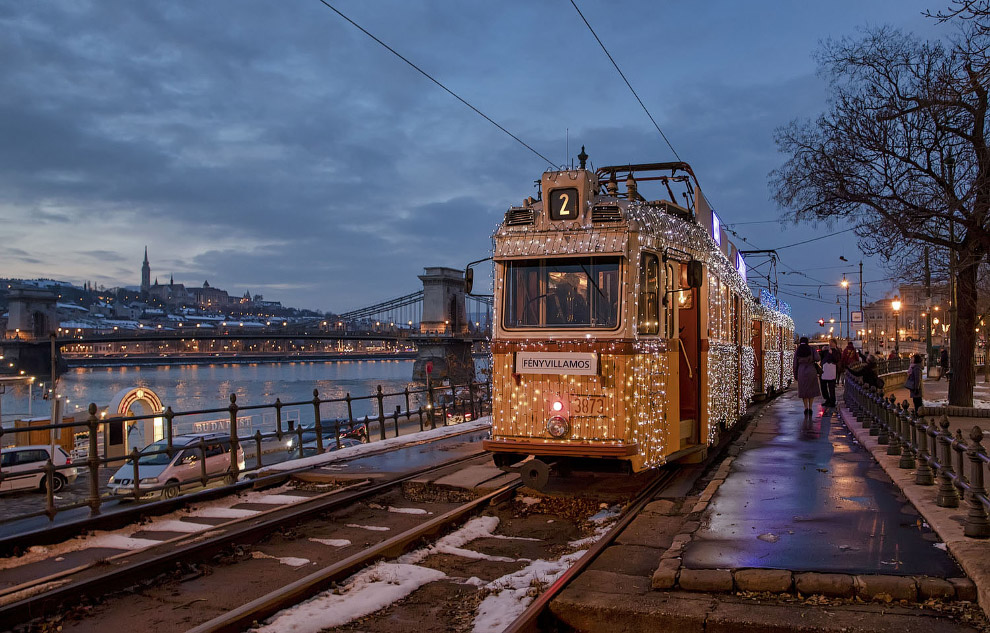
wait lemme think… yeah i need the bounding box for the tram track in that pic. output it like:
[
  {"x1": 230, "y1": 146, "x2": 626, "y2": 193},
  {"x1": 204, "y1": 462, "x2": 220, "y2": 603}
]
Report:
[{"x1": 0, "y1": 449, "x2": 492, "y2": 629}]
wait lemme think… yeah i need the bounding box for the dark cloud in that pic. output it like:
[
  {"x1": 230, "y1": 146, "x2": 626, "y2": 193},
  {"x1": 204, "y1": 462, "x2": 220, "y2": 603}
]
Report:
[{"x1": 0, "y1": 1, "x2": 943, "y2": 328}]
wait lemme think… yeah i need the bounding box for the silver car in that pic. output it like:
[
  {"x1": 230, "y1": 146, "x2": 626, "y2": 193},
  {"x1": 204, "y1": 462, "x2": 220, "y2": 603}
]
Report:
[{"x1": 108, "y1": 432, "x2": 245, "y2": 500}]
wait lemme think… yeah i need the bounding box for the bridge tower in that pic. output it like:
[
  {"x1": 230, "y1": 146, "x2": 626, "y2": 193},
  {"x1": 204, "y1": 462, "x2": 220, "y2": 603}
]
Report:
[
  {"x1": 412, "y1": 267, "x2": 475, "y2": 383},
  {"x1": 6, "y1": 287, "x2": 57, "y2": 341}
]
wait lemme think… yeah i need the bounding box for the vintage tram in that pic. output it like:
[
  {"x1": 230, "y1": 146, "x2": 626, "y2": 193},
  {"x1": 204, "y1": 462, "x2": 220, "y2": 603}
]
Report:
[{"x1": 482, "y1": 158, "x2": 793, "y2": 485}]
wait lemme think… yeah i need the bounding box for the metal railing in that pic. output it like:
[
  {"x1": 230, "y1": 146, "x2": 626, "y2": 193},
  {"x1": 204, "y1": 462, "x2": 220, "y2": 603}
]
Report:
[
  {"x1": 843, "y1": 372, "x2": 990, "y2": 539},
  {"x1": 0, "y1": 380, "x2": 491, "y2": 527}
]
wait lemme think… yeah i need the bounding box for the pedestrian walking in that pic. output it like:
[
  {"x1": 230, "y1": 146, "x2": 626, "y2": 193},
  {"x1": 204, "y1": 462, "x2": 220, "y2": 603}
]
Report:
[
  {"x1": 819, "y1": 343, "x2": 839, "y2": 408},
  {"x1": 841, "y1": 341, "x2": 859, "y2": 374},
  {"x1": 905, "y1": 353, "x2": 924, "y2": 413},
  {"x1": 938, "y1": 348, "x2": 949, "y2": 381},
  {"x1": 793, "y1": 336, "x2": 821, "y2": 415}
]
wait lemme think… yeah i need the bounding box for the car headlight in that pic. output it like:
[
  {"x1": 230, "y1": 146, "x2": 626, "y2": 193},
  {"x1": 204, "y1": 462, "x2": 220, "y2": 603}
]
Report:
[
  {"x1": 546, "y1": 416, "x2": 569, "y2": 438},
  {"x1": 108, "y1": 476, "x2": 116, "y2": 484},
  {"x1": 140, "y1": 477, "x2": 159, "y2": 484}
]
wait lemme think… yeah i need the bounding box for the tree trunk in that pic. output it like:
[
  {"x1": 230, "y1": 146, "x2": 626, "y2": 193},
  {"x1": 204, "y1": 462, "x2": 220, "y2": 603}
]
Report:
[{"x1": 950, "y1": 254, "x2": 978, "y2": 407}]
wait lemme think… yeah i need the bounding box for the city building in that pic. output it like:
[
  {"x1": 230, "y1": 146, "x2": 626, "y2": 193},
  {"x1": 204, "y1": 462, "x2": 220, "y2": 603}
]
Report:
[{"x1": 861, "y1": 284, "x2": 949, "y2": 351}]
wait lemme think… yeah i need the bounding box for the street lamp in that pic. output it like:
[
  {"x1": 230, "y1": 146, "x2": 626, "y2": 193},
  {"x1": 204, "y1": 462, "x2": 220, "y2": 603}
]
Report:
[
  {"x1": 841, "y1": 277, "x2": 850, "y2": 339},
  {"x1": 892, "y1": 296, "x2": 902, "y2": 355}
]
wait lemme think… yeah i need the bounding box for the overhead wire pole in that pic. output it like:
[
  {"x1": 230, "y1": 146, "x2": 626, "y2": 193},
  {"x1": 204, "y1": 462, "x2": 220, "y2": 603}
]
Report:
[{"x1": 315, "y1": 0, "x2": 554, "y2": 167}]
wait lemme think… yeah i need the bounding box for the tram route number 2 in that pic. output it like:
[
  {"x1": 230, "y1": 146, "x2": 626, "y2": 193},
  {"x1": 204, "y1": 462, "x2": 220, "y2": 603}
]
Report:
[{"x1": 569, "y1": 395, "x2": 606, "y2": 416}]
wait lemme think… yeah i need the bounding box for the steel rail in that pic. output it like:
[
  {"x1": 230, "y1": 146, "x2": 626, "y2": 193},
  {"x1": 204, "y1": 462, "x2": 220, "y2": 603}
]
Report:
[
  {"x1": 501, "y1": 467, "x2": 679, "y2": 633},
  {"x1": 185, "y1": 479, "x2": 522, "y2": 633},
  {"x1": 0, "y1": 450, "x2": 491, "y2": 628}
]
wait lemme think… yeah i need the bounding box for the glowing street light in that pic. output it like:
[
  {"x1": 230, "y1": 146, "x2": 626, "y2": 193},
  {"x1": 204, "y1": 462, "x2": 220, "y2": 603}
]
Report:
[{"x1": 892, "y1": 296, "x2": 902, "y2": 354}]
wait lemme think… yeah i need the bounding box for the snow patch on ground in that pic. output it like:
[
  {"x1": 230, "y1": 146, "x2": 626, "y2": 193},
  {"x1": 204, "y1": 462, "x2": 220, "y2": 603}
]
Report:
[
  {"x1": 346, "y1": 524, "x2": 390, "y2": 532},
  {"x1": 252, "y1": 551, "x2": 311, "y2": 567},
  {"x1": 140, "y1": 519, "x2": 213, "y2": 533},
  {"x1": 568, "y1": 524, "x2": 611, "y2": 548},
  {"x1": 588, "y1": 506, "x2": 621, "y2": 523},
  {"x1": 309, "y1": 538, "x2": 351, "y2": 547},
  {"x1": 247, "y1": 494, "x2": 312, "y2": 505},
  {"x1": 520, "y1": 496, "x2": 542, "y2": 506},
  {"x1": 388, "y1": 506, "x2": 430, "y2": 515},
  {"x1": 190, "y1": 507, "x2": 260, "y2": 519},
  {"x1": 256, "y1": 562, "x2": 447, "y2": 633},
  {"x1": 399, "y1": 516, "x2": 501, "y2": 565},
  {"x1": 86, "y1": 535, "x2": 163, "y2": 551},
  {"x1": 472, "y1": 551, "x2": 586, "y2": 633}
]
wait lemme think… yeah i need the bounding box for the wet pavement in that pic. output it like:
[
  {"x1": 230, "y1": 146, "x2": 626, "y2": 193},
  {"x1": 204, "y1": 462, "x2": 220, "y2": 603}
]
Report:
[{"x1": 682, "y1": 390, "x2": 962, "y2": 576}]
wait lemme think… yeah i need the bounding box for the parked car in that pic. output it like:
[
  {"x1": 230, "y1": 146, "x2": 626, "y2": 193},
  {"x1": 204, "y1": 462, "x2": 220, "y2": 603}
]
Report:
[
  {"x1": 108, "y1": 432, "x2": 245, "y2": 500},
  {"x1": 285, "y1": 423, "x2": 368, "y2": 456},
  {"x1": 0, "y1": 445, "x2": 78, "y2": 494}
]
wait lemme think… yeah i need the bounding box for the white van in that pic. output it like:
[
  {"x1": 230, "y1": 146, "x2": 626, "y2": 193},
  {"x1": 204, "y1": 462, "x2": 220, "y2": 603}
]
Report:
[
  {"x1": 108, "y1": 432, "x2": 245, "y2": 500},
  {"x1": 0, "y1": 445, "x2": 78, "y2": 493}
]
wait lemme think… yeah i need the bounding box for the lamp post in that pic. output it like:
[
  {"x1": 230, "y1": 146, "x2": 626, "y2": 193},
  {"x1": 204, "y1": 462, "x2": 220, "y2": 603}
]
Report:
[
  {"x1": 892, "y1": 296, "x2": 902, "y2": 356},
  {"x1": 841, "y1": 277, "x2": 850, "y2": 340}
]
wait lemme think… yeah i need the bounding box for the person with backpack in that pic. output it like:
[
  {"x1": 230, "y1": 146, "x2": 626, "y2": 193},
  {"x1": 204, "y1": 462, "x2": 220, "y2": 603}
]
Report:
[{"x1": 905, "y1": 354, "x2": 924, "y2": 413}]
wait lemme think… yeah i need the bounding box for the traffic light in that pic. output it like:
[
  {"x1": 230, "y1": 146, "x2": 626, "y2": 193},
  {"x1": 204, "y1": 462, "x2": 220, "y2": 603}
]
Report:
[{"x1": 818, "y1": 318, "x2": 825, "y2": 327}]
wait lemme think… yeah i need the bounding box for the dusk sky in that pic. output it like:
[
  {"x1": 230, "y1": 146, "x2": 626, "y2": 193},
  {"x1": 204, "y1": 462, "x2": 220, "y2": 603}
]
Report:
[{"x1": 0, "y1": 2, "x2": 947, "y2": 332}]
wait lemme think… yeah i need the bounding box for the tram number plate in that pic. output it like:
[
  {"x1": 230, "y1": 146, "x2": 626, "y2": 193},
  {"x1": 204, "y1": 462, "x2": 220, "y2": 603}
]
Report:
[{"x1": 570, "y1": 396, "x2": 606, "y2": 417}]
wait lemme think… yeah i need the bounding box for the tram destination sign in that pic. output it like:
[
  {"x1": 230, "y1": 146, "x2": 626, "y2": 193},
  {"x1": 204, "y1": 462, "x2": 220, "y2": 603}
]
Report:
[{"x1": 515, "y1": 352, "x2": 598, "y2": 376}]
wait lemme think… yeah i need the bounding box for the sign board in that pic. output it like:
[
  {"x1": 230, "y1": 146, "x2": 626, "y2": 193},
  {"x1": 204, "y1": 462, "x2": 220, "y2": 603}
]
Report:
[
  {"x1": 851, "y1": 311, "x2": 864, "y2": 324},
  {"x1": 515, "y1": 352, "x2": 598, "y2": 376}
]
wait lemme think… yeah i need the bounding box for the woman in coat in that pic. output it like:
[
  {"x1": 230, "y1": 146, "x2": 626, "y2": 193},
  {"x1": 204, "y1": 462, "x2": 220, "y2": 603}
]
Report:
[
  {"x1": 793, "y1": 336, "x2": 821, "y2": 415},
  {"x1": 905, "y1": 353, "x2": 924, "y2": 413}
]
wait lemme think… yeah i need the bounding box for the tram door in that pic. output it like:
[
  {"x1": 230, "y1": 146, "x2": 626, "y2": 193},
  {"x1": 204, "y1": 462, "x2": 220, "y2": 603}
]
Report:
[
  {"x1": 671, "y1": 262, "x2": 700, "y2": 447},
  {"x1": 752, "y1": 319, "x2": 764, "y2": 394}
]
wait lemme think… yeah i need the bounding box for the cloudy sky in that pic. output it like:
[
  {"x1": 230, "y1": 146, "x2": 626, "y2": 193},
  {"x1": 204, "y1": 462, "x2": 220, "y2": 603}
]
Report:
[{"x1": 0, "y1": 1, "x2": 946, "y2": 330}]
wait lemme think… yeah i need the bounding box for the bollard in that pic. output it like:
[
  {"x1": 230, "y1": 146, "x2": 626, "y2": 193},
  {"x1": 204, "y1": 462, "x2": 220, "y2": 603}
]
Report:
[
  {"x1": 915, "y1": 415, "x2": 935, "y2": 485},
  {"x1": 87, "y1": 403, "x2": 102, "y2": 516},
  {"x1": 964, "y1": 426, "x2": 990, "y2": 538},
  {"x1": 312, "y1": 389, "x2": 324, "y2": 454},
  {"x1": 886, "y1": 399, "x2": 900, "y2": 454},
  {"x1": 899, "y1": 402, "x2": 916, "y2": 469},
  {"x1": 936, "y1": 415, "x2": 961, "y2": 508},
  {"x1": 254, "y1": 429, "x2": 264, "y2": 469}
]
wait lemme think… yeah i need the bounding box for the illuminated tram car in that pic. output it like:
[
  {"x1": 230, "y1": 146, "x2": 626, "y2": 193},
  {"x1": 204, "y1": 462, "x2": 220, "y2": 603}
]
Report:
[{"x1": 483, "y1": 160, "x2": 794, "y2": 484}]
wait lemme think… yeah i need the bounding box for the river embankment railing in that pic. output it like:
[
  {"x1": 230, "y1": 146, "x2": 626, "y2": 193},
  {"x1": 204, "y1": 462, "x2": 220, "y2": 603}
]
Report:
[
  {"x1": 0, "y1": 379, "x2": 492, "y2": 528},
  {"x1": 843, "y1": 371, "x2": 990, "y2": 539}
]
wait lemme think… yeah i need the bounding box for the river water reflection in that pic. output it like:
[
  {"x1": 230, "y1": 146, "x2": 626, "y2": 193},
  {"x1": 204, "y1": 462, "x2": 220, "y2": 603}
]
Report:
[{"x1": 1, "y1": 359, "x2": 487, "y2": 449}]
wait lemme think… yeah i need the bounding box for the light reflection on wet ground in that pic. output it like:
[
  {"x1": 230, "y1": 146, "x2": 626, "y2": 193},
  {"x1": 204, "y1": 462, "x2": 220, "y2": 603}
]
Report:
[{"x1": 682, "y1": 392, "x2": 961, "y2": 576}]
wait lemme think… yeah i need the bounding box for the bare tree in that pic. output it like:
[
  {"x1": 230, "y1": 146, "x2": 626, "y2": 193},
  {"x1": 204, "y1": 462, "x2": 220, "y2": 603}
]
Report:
[{"x1": 770, "y1": 24, "x2": 990, "y2": 406}]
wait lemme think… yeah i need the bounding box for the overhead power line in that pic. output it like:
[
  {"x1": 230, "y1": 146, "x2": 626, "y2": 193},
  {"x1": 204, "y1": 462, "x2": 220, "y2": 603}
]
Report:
[
  {"x1": 568, "y1": 0, "x2": 681, "y2": 162},
  {"x1": 315, "y1": 0, "x2": 554, "y2": 166}
]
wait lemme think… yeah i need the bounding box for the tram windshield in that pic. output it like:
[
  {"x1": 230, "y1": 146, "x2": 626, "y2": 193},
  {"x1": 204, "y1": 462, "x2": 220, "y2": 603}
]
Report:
[{"x1": 503, "y1": 256, "x2": 621, "y2": 329}]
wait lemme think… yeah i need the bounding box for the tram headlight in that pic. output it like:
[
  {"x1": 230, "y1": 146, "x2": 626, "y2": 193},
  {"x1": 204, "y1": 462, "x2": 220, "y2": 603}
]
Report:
[{"x1": 546, "y1": 415, "x2": 569, "y2": 438}]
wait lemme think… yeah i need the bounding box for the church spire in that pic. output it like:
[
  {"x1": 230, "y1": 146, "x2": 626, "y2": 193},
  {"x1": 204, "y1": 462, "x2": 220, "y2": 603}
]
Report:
[{"x1": 141, "y1": 246, "x2": 151, "y2": 295}]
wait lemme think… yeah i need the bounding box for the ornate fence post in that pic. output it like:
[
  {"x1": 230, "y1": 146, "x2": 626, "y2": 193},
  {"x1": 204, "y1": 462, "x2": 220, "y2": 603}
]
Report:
[
  {"x1": 254, "y1": 429, "x2": 264, "y2": 469},
  {"x1": 884, "y1": 397, "x2": 898, "y2": 452},
  {"x1": 312, "y1": 389, "x2": 324, "y2": 453},
  {"x1": 898, "y1": 402, "x2": 916, "y2": 469},
  {"x1": 964, "y1": 426, "x2": 990, "y2": 538},
  {"x1": 376, "y1": 385, "x2": 386, "y2": 441},
  {"x1": 229, "y1": 394, "x2": 240, "y2": 480},
  {"x1": 86, "y1": 403, "x2": 102, "y2": 516},
  {"x1": 275, "y1": 398, "x2": 284, "y2": 441},
  {"x1": 937, "y1": 415, "x2": 961, "y2": 508}
]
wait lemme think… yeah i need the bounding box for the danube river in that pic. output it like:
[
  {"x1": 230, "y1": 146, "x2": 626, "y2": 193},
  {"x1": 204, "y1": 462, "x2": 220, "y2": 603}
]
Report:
[{"x1": 1, "y1": 359, "x2": 486, "y2": 448}]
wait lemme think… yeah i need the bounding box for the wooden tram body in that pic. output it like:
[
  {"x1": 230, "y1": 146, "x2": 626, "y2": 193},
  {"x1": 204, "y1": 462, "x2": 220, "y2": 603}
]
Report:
[{"x1": 483, "y1": 161, "x2": 793, "y2": 476}]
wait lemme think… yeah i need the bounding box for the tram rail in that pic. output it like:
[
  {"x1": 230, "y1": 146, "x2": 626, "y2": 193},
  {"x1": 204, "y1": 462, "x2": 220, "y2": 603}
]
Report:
[{"x1": 0, "y1": 449, "x2": 491, "y2": 628}]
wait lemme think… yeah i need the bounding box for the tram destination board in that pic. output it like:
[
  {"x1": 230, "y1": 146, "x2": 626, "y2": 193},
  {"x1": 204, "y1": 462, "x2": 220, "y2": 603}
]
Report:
[{"x1": 515, "y1": 352, "x2": 598, "y2": 375}]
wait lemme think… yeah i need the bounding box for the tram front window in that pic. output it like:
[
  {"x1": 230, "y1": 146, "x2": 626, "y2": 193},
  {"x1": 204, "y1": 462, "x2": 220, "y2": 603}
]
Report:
[{"x1": 504, "y1": 256, "x2": 620, "y2": 328}]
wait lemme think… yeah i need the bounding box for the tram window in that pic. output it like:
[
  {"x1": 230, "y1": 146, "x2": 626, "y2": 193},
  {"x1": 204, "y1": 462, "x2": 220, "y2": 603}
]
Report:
[
  {"x1": 665, "y1": 262, "x2": 678, "y2": 339},
  {"x1": 638, "y1": 253, "x2": 660, "y2": 335},
  {"x1": 503, "y1": 256, "x2": 621, "y2": 329}
]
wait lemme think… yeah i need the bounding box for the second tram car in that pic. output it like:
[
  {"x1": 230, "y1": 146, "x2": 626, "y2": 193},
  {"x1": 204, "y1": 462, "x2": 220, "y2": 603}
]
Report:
[{"x1": 482, "y1": 158, "x2": 793, "y2": 486}]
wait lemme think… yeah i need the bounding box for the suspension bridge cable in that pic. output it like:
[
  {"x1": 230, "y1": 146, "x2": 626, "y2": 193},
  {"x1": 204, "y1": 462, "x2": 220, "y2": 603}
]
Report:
[
  {"x1": 568, "y1": 0, "x2": 682, "y2": 162},
  {"x1": 315, "y1": 0, "x2": 555, "y2": 166}
]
